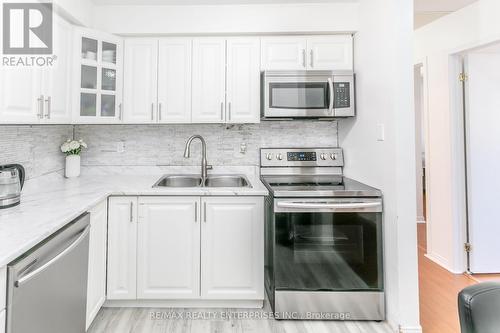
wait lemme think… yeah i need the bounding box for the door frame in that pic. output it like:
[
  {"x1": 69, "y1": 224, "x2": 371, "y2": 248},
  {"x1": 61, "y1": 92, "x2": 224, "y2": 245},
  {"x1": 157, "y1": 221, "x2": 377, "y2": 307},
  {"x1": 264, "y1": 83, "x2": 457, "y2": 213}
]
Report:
[{"x1": 413, "y1": 57, "x2": 432, "y2": 249}]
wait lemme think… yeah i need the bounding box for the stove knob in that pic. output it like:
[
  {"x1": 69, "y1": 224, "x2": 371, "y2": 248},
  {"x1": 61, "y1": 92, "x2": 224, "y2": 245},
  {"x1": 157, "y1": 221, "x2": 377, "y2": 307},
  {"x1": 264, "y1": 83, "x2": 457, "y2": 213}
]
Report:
[
  {"x1": 265, "y1": 153, "x2": 273, "y2": 160},
  {"x1": 330, "y1": 153, "x2": 338, "y2": 160},
  {"x1": 320, "y1": 153, "x2": 327, "y2": 160},
  {"x1": 277, "y1": 153, "x2": 283, "y2": 161}
]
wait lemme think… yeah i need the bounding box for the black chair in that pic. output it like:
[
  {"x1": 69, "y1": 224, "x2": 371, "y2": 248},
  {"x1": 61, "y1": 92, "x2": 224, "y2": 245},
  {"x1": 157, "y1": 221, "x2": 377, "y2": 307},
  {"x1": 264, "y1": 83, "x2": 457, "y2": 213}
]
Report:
[{"x1": 458, "y1": 282, "x2": 500, "y2": 333}]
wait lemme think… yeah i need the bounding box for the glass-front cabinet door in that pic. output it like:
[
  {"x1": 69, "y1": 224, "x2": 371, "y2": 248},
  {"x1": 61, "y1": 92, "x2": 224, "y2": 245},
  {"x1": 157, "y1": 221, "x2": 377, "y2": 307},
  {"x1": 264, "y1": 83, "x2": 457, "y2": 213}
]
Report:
[{"x1": 75, "y1": 29, "x2": 123, "y2": 123}]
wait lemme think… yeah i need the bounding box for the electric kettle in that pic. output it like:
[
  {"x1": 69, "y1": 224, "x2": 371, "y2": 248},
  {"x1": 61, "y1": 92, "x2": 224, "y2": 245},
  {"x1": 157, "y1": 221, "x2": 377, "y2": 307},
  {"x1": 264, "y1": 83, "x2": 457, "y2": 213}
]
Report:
[{"x1": 0, "y1": 164, "x2": 25, "y2": 209}]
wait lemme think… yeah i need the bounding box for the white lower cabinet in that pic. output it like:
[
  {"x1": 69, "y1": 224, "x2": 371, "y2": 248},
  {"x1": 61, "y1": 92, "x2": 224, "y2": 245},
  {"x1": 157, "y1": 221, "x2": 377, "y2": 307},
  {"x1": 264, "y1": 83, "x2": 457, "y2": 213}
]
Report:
[
  {"x1": 107, "y1": 197, "x2": 138, "y2": 300},
  {"x1": 0, "y1": 309, "x2": 5, "y2": 333},
  {"x1": 201, "y1": 197, "x2": 264, "y2": 299},
  {"x1": 107, "y1": 195, "x2": 264, "y2": 303},
  {"x1": 137, "y1": 197, "x2": 200, "y2": 299},
  {"x1": 86, "y1": 200, "x2": 108, "y2": 329}
]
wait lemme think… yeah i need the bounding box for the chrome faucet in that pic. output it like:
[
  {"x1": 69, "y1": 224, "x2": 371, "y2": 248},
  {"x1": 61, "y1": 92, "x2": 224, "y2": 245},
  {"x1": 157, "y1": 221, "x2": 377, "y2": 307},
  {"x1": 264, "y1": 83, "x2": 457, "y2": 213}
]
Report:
[{"x1": 183, "y1": 135, "x2": 212, "y2": 185}]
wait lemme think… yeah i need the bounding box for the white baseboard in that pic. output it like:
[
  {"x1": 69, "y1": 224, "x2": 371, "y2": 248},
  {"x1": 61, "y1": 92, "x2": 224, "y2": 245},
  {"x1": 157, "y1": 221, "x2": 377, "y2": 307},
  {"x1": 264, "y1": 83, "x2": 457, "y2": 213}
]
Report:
[
  {"x1": 425, "y1": 252, "x2": 463, "y2": 274},
  {"x1": 398, "y1": 326, "x2": 423, "y2": 333}
]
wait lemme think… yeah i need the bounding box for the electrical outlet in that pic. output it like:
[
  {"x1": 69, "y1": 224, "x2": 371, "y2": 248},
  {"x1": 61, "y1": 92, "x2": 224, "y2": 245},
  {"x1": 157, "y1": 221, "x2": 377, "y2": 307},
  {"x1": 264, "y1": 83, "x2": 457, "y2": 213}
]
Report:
[
  {"x1": 240, "y1": 143, "x2": 247, "y2": 154},
  {"x1": 116, "y1": 142, "x2": 125, "y2": 153},
  {"x1": 377, "y1": 124, "x2": 385, "y2": 141}
]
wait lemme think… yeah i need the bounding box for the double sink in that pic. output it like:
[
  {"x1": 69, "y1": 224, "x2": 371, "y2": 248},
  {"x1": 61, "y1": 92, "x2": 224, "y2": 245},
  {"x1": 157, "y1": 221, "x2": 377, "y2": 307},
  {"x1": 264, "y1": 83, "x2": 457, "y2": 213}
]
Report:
[{"x1": 153, "y1": 174, "x2": 251, "y2": 188}]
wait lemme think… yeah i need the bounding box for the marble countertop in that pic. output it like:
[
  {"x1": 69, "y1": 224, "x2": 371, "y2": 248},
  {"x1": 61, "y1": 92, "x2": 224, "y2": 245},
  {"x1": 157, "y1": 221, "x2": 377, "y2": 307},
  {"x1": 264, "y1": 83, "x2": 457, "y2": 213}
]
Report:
[{"x1": 0, "y1": 165, "x2": 268, "y2": 267}]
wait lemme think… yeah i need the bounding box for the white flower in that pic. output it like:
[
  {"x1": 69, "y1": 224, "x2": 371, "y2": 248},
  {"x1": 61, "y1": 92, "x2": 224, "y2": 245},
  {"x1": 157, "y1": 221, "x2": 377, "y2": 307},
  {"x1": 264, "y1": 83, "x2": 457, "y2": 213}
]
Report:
[
  {"x1": 81, "y1": 142, "x2": 88, "y2": 149},
  {"x1": 69, "y1": 141, "x2": 80, "y2": 150},
  {"x1": 61, "y1": 142, "x2": 70, "y2": 153}
]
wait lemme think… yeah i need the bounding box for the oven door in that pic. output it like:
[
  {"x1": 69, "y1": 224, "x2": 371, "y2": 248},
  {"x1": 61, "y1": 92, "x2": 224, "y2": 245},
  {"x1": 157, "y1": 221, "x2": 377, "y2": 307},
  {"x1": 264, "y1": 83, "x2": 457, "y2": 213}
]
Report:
[
  {"x1": 263, "y1": 73, "x2": 334, "y2": 118},
  {"x1": 271, "y1": 198, "x2": 383, "y2": 292}
]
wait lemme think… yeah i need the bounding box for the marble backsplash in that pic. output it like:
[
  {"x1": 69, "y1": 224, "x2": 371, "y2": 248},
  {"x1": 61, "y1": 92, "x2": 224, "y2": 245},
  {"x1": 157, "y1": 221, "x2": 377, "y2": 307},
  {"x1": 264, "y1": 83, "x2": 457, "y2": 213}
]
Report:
[
  {"x1": 0, "y1": 125, "x2": 73, "y2": 179},
  {"x1": 76, "y1": 121, "x2": 338, "y2": 167},
  {"x1": 0, "y1": 122, "x2": 337, "y2": 179}
]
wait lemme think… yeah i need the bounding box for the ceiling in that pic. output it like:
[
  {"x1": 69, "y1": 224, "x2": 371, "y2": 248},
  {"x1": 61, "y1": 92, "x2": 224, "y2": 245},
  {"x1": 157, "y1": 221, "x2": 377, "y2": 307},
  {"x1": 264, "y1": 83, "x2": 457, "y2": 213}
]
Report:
[
  {"x1": 414, "y1": 0, "x2": 478, "y2": 29},
  {"x1": 91, "y1": 0, "x2": 355, "y2": 5}
]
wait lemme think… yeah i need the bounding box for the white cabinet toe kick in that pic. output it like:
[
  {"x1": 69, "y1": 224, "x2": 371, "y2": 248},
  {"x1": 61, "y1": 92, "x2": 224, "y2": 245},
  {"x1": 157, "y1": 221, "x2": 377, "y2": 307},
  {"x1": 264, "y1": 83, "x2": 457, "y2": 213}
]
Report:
[{"x1": 103, "y1": 299, "x2": 263, "y2": 308}]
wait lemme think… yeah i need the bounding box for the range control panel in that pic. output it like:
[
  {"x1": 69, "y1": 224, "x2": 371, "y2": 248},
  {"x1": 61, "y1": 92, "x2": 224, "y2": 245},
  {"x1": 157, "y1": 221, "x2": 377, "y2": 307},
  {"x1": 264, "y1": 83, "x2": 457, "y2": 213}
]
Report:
[{"x1": 260, "y1": 148, "x2": 344, "y2": 167}]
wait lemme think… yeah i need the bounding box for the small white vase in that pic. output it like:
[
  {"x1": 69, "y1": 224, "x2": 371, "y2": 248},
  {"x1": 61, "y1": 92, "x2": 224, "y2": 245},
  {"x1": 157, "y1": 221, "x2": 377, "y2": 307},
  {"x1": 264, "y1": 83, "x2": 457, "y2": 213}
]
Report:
[{"x1": 65, "y1": 155, "x2": 81, "y2": 178}]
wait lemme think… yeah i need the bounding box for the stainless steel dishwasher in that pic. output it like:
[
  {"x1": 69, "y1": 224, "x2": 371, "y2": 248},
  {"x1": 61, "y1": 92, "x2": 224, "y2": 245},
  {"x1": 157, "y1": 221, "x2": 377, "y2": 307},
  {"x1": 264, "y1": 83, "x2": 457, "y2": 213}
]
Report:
[{"x1": 6, "y1": 213, "x2": 90, "y2": 333}]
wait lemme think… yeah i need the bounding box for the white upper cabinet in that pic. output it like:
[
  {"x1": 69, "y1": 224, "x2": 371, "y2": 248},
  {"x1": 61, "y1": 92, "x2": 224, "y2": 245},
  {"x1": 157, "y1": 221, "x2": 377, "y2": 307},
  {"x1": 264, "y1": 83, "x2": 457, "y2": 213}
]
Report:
[
  {"x1": 137, "y1": 197, "x2": 200, "y2": 299},
  {"x1": 201, "y1": 197, "x2": 264, "y2": 300},
  {"x1": 107, "y1": 197, "x2": 137, "y2": 300},
  {"x1": 307, "y1": 35, "x2": 353, "y2": 70},
  {"x1": 261, "y1": 35, "x2": 353, "y2": 71},
  {"x1": 0, "y1": 67, "x2": 42, "y2": 123},
  {"x1": 41, "y1": 16, "x2": 73, "y2": 123},
  {"x1": 226, "y1": 38, "x2": 261, "y2": 124},
  {"x1": 261, "y1": 37, "x2": 307, "y2": 70},
  {"x1": 158, "y1": 39, "x2": 192, "y2": 123},
  {"x1": 192, "y1": 38, "x2": 227, "y2": 123},
  {"x1": 0, "y1": 15, "x2": 72, "y2": 124},
  {"x1": 73, "y1": 28, "x2": 123, "y2": 124},
  {"x1": 123, "y1": 39, "x2": 158, "y2": 123}
]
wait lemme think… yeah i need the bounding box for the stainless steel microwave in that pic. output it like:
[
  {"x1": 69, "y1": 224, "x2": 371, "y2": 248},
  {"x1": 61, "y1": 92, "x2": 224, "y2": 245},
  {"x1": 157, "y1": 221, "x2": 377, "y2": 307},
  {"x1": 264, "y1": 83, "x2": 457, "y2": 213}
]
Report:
[{"x1": 261, "y1": 70, "x2": 355, "y2": 119}]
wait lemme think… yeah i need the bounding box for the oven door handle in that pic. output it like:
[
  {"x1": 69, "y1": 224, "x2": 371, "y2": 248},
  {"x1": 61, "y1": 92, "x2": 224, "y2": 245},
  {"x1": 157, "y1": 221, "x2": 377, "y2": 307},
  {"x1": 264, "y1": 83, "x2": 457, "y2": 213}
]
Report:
[
  {"x1": 276, "y1": 201, "x2": 382, "y2": 212},
  {"x1": 328, "y1": 77, "x2": 334, "y2": 116}
]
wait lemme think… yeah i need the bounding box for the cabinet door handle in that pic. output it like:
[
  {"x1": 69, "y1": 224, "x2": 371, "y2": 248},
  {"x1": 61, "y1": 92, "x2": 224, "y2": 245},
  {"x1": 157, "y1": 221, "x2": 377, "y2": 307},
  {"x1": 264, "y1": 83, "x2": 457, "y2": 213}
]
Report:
[
  {"x1": 37, "y1": 95, "x2": 44, "y2": 119},
  {"x1": 119, "y1": 103, "x2": 123, "y2": 120},
  {"x1": 228, "y1": 102, "x2": 231, "y2": 122},
  {"x1": 158, "y1": 103, "x2": 162, "y2": 121},
  {"x1": 302, "y1": 49, "x2": 306, "y2": 68},
  {"x1": 204, "y1": 202, "x2": 207, "y2": 223},
  {"x1": 151, "y1": 103, "x2": 154, "y2": 121},
  {"x1": 310, "y1": 49, "x2": 314, "y2": 68},
  {"x1": 129, "y1": 201, "x2": 133, "y2": 223},
  {"x1": 44, "y1": 96, "x2": 51, "y2": 119},
  {"x1": 220, "y1": 102, "x2": 224, "y2": 121},
  {"x1": 195, "y1": 201, "x2": 198, "y2": 222}
]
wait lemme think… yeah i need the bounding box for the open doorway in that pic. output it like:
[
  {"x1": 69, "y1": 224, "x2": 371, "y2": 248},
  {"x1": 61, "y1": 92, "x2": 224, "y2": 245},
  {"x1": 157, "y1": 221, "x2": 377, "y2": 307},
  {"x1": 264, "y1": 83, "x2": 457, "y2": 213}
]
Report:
[{"x1": 414, "y1": 63, "x2": 427, "y2": 226}]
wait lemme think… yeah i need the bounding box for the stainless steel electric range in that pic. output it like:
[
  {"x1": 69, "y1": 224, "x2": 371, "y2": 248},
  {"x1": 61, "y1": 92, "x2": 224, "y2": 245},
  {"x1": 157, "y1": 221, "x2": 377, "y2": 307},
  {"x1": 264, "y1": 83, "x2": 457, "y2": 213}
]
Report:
[{"x1": 260, "y1": 147, "x2": 384, "y2": 321}]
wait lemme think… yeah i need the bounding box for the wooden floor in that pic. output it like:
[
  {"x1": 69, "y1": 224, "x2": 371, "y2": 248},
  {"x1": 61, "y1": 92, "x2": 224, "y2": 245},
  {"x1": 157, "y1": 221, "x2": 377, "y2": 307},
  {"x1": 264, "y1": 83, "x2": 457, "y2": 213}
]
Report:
[
  {"x1": 88, "y1": 297, "x2": 393, "y2": 333},
  {"x1": 417, "y1": 223, "x2": 475, "y2": 333}
]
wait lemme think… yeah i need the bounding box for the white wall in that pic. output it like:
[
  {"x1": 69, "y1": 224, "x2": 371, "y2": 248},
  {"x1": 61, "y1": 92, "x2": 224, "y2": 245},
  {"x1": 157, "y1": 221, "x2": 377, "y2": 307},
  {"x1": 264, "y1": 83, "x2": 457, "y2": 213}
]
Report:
[
  {"x1": 91, "y1": 3, "x2": 359, "y2": 35},
  {"x1": 340, "y1": 0, "x2": 420, "y2": 331},
  {"x1": 50, "y1": 0, "x2": 96, "y2": 27},
  {"x1": 414, "y1": 0, "x2": 500, "y2": 273}
]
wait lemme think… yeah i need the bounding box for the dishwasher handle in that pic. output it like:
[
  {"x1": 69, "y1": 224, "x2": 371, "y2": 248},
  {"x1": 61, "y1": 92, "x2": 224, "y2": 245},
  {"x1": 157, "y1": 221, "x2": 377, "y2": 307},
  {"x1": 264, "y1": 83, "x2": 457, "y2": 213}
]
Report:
[{"x1": 14, "y1": 225, "x2": 91, "y2": 288}]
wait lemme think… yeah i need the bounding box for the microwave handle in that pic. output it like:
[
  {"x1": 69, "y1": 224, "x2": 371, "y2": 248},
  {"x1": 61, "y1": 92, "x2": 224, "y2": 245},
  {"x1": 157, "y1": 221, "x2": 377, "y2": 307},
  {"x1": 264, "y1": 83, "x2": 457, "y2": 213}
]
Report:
[{"x1": 328, "y1": 78, "x2": 334, "y2": 116}]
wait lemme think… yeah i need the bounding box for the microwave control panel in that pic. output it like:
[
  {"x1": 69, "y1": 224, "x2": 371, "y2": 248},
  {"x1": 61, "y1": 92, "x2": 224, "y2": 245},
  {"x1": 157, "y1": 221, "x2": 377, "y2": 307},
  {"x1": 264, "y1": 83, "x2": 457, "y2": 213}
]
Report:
[{"x1": 333, "y1": 82, "x2": 351, "y2": 109}]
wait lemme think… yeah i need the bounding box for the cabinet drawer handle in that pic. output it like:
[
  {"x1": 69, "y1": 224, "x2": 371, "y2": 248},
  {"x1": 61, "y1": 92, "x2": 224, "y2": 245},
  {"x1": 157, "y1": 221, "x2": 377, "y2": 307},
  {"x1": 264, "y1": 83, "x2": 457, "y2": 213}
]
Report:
[
  {"x1": 37, "y1": 95, "x2": 44, "y2": 119},
  {"x1": 195, "y1": 201, "x2": 198, "y2": 222},
  {"x1": 204, "y1": 202, "x2": 207, "y2": 223},
  {"x1": 130, "y1": 202, "x2": 133, "y2": 222},
  {"x1": 44, "y1": 96, "x2": 51, "y2": 119}
]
